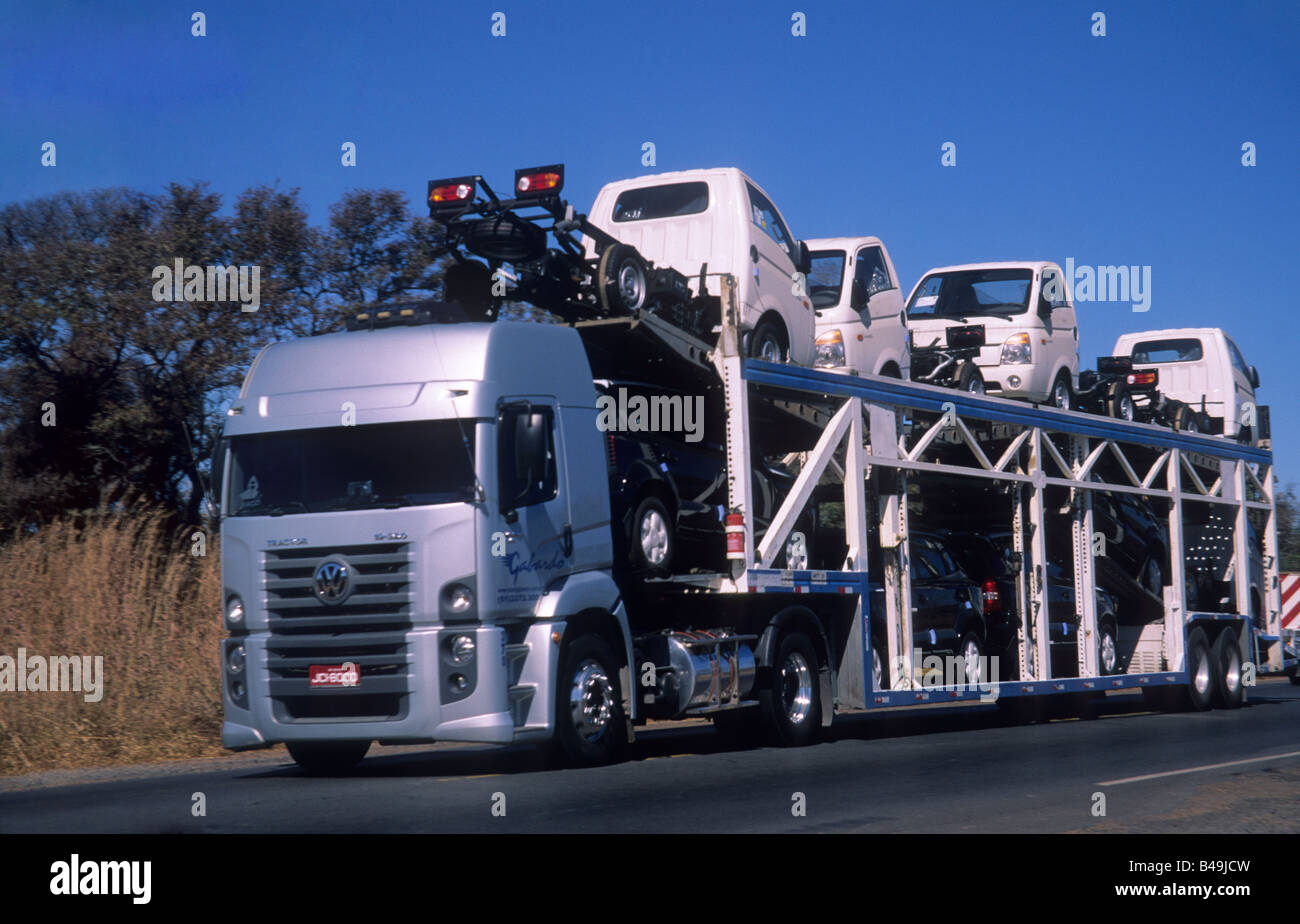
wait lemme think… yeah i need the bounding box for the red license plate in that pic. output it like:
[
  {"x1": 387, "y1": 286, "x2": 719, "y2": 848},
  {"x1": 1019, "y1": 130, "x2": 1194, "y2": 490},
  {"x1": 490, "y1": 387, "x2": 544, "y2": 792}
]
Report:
[{"x1": 308, "y1": 662, "x2": 360, "y2": 688}]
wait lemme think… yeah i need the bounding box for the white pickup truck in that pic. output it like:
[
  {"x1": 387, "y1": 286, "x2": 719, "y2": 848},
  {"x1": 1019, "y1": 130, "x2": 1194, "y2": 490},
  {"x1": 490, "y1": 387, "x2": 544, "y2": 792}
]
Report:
[
  {"x1": 804, "y1": 236, "x2": 910, "y2": 379},
  {"x1": 427, "y1": 164, "x2": 816, "y2": 365},
  {"x1": 905, "y1": 261, "x2": 1080, "y2": 408},
  {"x1": 1111, "y1": 328, "x2": 1267, "y2": 443}
]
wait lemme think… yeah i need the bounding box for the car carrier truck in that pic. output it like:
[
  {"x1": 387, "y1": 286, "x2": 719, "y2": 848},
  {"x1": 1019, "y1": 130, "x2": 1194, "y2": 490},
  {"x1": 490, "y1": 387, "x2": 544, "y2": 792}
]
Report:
[{"x1": 216, "y1": 166, "x2": 1291, "y2": 772}]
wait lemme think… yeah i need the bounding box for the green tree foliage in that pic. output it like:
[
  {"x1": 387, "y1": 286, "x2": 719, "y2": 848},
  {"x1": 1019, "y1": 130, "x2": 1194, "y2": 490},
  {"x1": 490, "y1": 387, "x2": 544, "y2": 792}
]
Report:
[{"x1": 0, "y1": 183, "x2": 444, "y2": 531}]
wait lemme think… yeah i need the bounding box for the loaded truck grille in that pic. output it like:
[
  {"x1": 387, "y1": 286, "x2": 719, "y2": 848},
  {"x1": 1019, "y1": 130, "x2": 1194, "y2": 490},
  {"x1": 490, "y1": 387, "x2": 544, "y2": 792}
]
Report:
[{"x1": 263, "y1": 543, "x2": 414, "y2": 722}]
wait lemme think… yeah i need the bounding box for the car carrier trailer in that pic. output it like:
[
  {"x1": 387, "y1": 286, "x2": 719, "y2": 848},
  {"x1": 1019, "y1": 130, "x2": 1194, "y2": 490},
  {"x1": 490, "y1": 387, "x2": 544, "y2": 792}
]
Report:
[{"x1": 217, "y1": 268, "x2": 1288, "y2": 771}]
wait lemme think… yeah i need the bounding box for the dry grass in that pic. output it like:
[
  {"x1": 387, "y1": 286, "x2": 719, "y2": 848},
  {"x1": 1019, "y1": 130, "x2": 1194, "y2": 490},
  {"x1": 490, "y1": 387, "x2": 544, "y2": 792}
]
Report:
[{"x1": 0, "y1": 503, "x2": 225, "y2": 775}]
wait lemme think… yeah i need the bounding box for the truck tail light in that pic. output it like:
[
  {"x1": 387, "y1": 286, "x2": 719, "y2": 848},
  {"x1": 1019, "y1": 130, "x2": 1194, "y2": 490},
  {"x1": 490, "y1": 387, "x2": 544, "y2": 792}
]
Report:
[
  {"x1": 1126, "y1": 370, "x2": 1158, "y2": 387},
  {"x1": 515, "y1": 164, "x2": 564, "y2": 196},
  {"x1": 428, "y1": 176, "x2": 477, "y2": 213},
  {"x1": 982, "y1": 579, "x2": 1002, "y2": 613}
]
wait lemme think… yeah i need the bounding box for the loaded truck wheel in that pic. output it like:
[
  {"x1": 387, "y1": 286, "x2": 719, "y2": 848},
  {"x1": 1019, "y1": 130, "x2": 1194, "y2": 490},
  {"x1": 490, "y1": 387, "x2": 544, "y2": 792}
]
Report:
[
  {"x1": 629, "y1": 495, "x2": 674, "y2": 574},
  {"x1": 286, "y1": 741, "x2": 370, "y2": 776},
  {"x1": 1211, "y1": 629, "x2": 1245, "y2": 709},
  {"x1": 1182, "y1": 627, "x2": 1215, "y2": 711},
  {"x1": 1050, "y1": 373, "x2": 1074, "y2": 411},
  {"x1": 1106, "y1": 381, "x2": 1135, "y2": 421},
  {"x1": 1098, "y1": 620, "x2": 1120, "y2": 675},
  {"x1": 749, "y1": 318, "x2": 787, "y2": 363},
  {"x1": 956, "y1": 362, "x2": 984, "y2": 395},
  {"x1": 958, "y1": 632, "x2": 986, "y2": 686},
  {"x1": 553, "y1": 633, "x2": 626, "y2": 766},
  {"x1": 597, "y1": 244, "x2": 648, "y2": 315},
  {"x1": 758, "y1": 630, "x2": 821, "y2": 746},
  {"x1": 871, "y1": 641, "x2": 888, "y2": 691},
  {"x1": 1172, "y1": 403, "x2": 1203, "y2": 434}
]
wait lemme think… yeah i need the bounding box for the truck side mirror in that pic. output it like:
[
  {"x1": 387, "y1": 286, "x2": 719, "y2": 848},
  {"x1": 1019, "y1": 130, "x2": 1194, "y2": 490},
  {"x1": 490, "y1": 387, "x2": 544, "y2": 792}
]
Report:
[
  {"x1": 1248, "y1": 365, "x2": 1260, "y2": 389},
  {"x1": 795, "y1": 240, "x2": 812, "y2": 276},
  {"x1": 498, "y1": 406, "x2": 555, "y2": 522},
  {"x1": 850, "y1": 278, "x2": 868, "y2": 311}
]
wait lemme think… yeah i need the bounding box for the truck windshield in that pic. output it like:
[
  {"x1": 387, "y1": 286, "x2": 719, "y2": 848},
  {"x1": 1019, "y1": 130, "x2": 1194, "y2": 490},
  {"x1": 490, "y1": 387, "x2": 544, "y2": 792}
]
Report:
[
  {"x1": 808, "y1": 250, "x2": 846, "y2": 309},
  {"x1": 906, "y1": 268, "x2": 1033, "y2": 319},
  {"x1": 612, "y1": 182, "x2": 709, "y2": 221},
  {"x1": 227, "y1": 420, "x2": 478, "y2": 516}
]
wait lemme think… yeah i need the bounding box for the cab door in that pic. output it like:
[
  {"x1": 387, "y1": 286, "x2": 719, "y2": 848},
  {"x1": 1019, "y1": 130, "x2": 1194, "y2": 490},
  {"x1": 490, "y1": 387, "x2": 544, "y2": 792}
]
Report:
[
  {"x1": 489, "y1": 400, "x2": 573, "y2": 618},
  {"x1": 853, "y1": 244, "x2": 905, "y2": 374},
  {"x1": 1036, "y1": 264, "x2": 1078, "y2": 394},
  {"x1": 744, "y1": 180, "x2": 813, "y2": 364}
]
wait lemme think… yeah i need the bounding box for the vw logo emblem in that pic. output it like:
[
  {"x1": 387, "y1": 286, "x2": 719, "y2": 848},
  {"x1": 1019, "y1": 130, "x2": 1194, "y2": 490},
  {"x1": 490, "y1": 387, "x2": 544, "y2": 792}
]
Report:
[{"x1": 313, "y1": 556, "x2": 351, "y2": 605}]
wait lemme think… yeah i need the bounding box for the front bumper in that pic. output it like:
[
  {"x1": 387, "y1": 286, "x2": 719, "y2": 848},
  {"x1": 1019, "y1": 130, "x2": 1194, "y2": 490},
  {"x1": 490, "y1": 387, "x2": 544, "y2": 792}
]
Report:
[{"x1": 222, "y1": 625, "x2": 520, "y2": 749}]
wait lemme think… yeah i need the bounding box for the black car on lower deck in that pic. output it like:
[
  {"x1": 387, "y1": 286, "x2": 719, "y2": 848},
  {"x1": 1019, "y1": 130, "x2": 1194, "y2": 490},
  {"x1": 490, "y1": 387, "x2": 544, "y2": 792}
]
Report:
[
  {"x1": 944, "y1": 530, "x2": 1127, "y2": 678},
  {"x1": 864, "y1": 530, "x2": 997, "y2": 691},
  {"x1": 600, "y1": 380, "x2": 812, "y2": 579}
]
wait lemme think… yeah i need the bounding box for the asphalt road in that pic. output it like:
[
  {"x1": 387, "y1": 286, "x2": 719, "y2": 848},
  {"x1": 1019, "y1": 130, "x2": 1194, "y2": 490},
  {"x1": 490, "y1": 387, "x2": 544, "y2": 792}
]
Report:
[{"x1": 3, "y1": 679, "x2": 1299, "y2": 834}]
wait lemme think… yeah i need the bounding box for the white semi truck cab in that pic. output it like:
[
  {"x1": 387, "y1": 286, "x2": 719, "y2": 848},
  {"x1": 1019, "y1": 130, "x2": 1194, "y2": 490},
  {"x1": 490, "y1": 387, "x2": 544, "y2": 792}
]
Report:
[{"x1": 218, "y1": 321, "x2": 635, "y2": 768}]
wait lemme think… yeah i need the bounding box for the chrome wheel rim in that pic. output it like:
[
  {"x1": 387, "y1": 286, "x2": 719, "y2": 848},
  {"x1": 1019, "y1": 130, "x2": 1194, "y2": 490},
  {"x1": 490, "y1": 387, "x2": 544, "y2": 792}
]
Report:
[
  {"x1": 1119, "y1": 394, "x2": 1135, "y2": 420},
  {"x1": 1223, "y1": 644, "x2": 1241, "y2": 695},
  {"x1": 967, "y1": 375, "x2": 984, "y2": 394},
  {"x1": 1193, "y1": 648, "x2": 1212, "y2": 696},
  {"x1": 1053, "y1": 382, "x2": 1070, "y2": 409},
  {"x1": 639, "y1": 508, "x2": 669, "y2": 565},
  {"x1": 962, "y1": 637, "x2": 982, "y2": 685},
  {"x1": 759, "y1": 335, "x2": 782, "y2": 362},
  {"x1": 780, "y1": 650, "x2": 814, "y2": 725},
  {"x1": 1100, "y1": 631, "x2": 1117, "y2": 674},
  {"x1": 569, "y1": 659, "x2": 614, "y2": 742},
  {"x1": 617, "y1": 263, "x2": 644, "y2": 310}
]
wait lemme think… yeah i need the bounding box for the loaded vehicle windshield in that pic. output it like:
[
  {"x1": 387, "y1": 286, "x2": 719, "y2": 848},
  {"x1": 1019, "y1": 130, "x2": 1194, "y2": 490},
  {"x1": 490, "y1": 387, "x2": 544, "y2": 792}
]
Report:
[
  {"x1": 906, "y1": 268, "x2": 1033, "y2": 320},
  {"x1": 227, "y1": 420, "x2": 478, "y2": 515},
  {"x1": 808, "y1": 250, "x2": 846, "y2": 309}
]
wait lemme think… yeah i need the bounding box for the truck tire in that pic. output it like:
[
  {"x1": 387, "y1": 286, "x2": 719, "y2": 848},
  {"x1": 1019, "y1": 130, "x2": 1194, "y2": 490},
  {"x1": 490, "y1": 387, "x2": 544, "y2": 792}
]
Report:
[
  {"x1": 1172, "y1": 403, "x2": 1203, "y2": 434},
  {"x1": 1106, "y1": 381, "x2": 1135, "y2": 421},
  {"x1": 597, "y1": 244, "x2": 648, "y2": 315},
  {"x1": 629, "y1": 495, "x2": 674, "y2": 574},
  {"x1": 749, "y1": 318, "x2": 787, "y2": 363},
  {"x1": 553, "y1": 634, "x2": 626, "y2": 766},
  {"x1": 286, "y1": 741, "x2": 370, "y2": 776},
  {"x1": 759, "y1": 630, "x2": 821, "y2": 746},
  {"x1": 1098, "y1": 620, "x2": 1120, "y2": 675},
  {"x1": 1182, "y1": 627, "x2": 1215, "y2": 711},
  {"x1": 957, "y1": 362, "x2": 984, "y2": 395},
  {"x1": 1050, "y1": 373, "x2": 1073, "y2": 411},
  {"x1": 1211, "y1": 629, "x2": 1245, "y2": 709}
]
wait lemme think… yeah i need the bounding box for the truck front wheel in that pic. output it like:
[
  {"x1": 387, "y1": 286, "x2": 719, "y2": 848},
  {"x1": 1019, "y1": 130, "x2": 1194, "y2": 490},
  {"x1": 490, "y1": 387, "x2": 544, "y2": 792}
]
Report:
[
  {"x1": 749, "y1": 318, "x2": 787, "y2": 363},
  {"x1": 759, "y1": 630, "x2": 822, "y2": 747},
  {"x1": 286, "y1": 741, "x2": 370, "y2": 776},
  {"x1": 957, "y1": 362, "x2": 984, "y2": 395},
  {"x1": 553, "y1": 634, "x2": 626, "y2": 766}
]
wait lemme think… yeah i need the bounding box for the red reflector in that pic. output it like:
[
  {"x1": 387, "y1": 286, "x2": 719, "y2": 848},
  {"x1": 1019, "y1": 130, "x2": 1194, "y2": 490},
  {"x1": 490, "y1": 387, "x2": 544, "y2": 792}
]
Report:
[
  {"x1": 517, "y1": 171, "x2": 561, "y2": 194},
  {"x1": 429, "y1": 182, "x2": 473, "y2": 204}
]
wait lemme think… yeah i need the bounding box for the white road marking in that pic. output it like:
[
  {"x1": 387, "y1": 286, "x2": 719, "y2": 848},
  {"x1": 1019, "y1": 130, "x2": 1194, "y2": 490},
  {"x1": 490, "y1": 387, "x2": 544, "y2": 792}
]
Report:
[{"x1": 1098, "y1": 749, "x2": 1300, "y2": 786}]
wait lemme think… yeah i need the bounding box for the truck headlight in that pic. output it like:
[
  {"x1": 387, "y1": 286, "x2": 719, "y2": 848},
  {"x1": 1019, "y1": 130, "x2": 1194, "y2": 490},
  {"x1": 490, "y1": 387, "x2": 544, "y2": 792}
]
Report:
[
  {"x1": 447, "y1": 584, "x2": 474, "y2": 614},
  {"x1": 227, "y1": 644, "x2": 246, "y2": 674},
  {"x1": 225, "y1": 596, "x2": 245, "y2": 629},
  {"x1": 1000, "y1": 332, "x2": 1032, "y2": 364},
  {"x1": 814, "y1": 330, "x2": 846, "y2": 368}
]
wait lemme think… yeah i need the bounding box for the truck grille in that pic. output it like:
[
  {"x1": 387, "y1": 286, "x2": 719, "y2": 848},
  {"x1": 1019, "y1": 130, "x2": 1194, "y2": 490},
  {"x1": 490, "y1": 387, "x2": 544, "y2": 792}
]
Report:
[{"x1": 263, "y1": 543, "x2": 414, "y2": 722}]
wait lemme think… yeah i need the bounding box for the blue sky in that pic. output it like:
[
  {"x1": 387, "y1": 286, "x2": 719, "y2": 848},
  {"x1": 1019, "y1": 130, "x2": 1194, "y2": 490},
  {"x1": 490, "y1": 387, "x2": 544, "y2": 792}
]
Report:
[{"x1": 2, "y1": 0, "x2": 1297, "y2": 481}]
